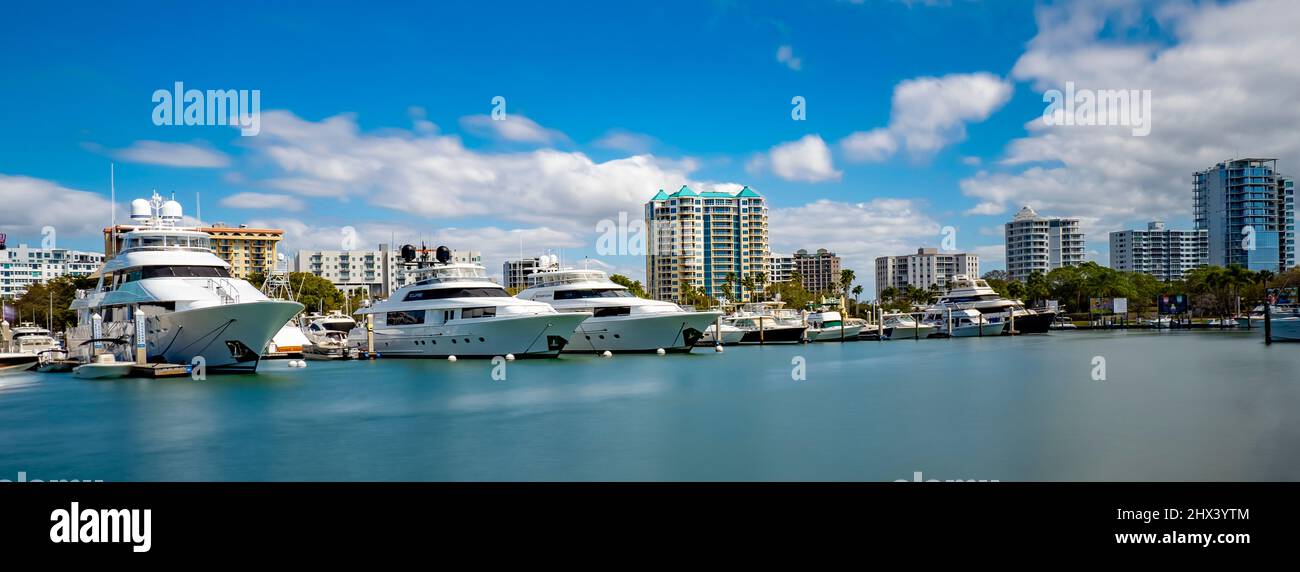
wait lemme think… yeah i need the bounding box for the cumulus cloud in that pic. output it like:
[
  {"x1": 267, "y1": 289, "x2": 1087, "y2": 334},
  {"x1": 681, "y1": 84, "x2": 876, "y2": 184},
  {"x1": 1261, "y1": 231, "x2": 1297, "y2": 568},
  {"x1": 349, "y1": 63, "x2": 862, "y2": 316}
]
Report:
[
  {"x1": 593, "y1": 129, "x2": 657, "y2": 154},
  {"x1": 838, "y1": 72, "x2": 1012, "y2": 162},
  {"x1": 111, "y1": 140, "x2": 231, "y2": 168},
  {"x1": 754, "y1": 134, "x2": 841, "y2": 183},
  {"x1": 960, "y1": 0, "x2": 1300, "y2": 236},
  {"x1": 0, "y1": 174, "x2": 115, "y2": 239},
  {"x1": 459, "y1": 114, "x2": 567, "y2": 144},
  {"x1": 219, "y1": 192, "x2": 306, "y2": 212}
]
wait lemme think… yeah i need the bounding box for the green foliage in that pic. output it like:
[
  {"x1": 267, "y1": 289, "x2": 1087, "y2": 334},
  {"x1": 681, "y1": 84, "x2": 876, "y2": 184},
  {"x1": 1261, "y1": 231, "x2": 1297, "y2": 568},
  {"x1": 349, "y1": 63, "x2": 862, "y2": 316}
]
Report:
[
  {"x1": 6, "y1": 274, "x2": 93, "y2": 332},
  {"x1": 286, "y1": 272, "x2": 347, "y2": 314},
  {"x1": 609, "y1": 274, "x2": 649, "y2": 298}
]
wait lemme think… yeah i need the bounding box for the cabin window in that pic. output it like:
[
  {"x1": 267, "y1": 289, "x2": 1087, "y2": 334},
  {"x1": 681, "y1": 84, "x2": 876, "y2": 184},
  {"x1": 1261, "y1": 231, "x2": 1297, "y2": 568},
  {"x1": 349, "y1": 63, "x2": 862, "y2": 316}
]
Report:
[
  {"x1": 138, "y1": 236, "x2": 165, "y2": 248},
  {"x1": 138, "y1": 266, "x2": 231, "y2": 279},
  {"x1": 460, "y1": 307, "x2": 496, "y2": 319},
  {"x1": 386, "y1": 311, "x2": 425, "y2": 326},
  {"x1": 403, "y1": 287, "x2": 508, "y2": 301},
  {"x1": 554, "y1": 288, "x2": 633, "y2": 300},
  {"x1": 593, "y1": 306, "x2": 631, "y2": 317}
]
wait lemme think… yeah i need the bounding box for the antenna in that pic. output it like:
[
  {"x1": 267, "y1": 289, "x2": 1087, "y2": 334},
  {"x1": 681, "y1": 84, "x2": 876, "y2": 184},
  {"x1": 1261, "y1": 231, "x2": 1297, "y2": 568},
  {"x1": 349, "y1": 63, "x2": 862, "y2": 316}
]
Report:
[{"x1": 110, "y1": 163, "x2": 116, "y2": 229}]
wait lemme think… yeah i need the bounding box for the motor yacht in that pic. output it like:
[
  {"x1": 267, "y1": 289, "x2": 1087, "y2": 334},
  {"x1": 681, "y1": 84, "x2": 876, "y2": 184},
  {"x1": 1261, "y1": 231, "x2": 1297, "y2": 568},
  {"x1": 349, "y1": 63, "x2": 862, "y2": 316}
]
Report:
[
  {"x1": 1236, "y1": 304, "x2": 1300, "y2": 330},
  {"x1": 921, "y1": 307, "x2": 1006, "y2": 337},
  {"x1": 881, "y1": 313, "x2": 934, "y2": 340},
  {"x1": 66, "y1": 193, "x2": 304, "y2": 372},
  {"x1": 8, "y1": 322, "x2": 61, "y2": 354},
  {"x1": 805, "y1": 310, "x2": 863, "y2": 341},
  {"x1": 302, "y1": 312, "x2": 358, "y2": 359},
  {"x1": 348, "y1": 246, "x2": 589, "y2": 358},
  {"x1": 515, "y1": 263, "x2": 721, "y2": 353},
  {"x1": 931, "y1": 275, "x2": 1054, "y2": 334},
  {"x1": 700, "y1": 322, "x2": 746, "y2": 345},
  {"x1": 723, "y1": 303, "x2": 806, "y2": 344}
]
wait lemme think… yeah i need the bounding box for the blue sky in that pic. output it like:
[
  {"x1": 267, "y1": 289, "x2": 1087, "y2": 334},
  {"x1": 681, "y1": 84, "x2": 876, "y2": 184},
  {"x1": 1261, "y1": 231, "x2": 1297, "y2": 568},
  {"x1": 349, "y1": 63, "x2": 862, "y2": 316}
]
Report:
[{"x1": 3, "y1": 0, "x2": 1297, "y2": 293}]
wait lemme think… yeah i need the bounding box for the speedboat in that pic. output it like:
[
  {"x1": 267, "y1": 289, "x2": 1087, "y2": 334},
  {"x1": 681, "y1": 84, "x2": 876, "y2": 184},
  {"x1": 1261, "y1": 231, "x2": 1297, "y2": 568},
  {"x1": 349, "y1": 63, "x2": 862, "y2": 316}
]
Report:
[
  {"x1": 881, "y1": 314, "x2": 934, "y2": 340},
  {"x1": 302, "y1": 312, "x2": 358, "y2": 359},
  {"x1": 844, "y1": 317, "x2": 881, "y2": 339},
  {"x1": 515, "y1": 264, "x2": 721, "y2": 353},
  {"x1": 932, "y1": 275, "x2": 1054, "y2": 334},
  {"x1": 724, "y1": 303, "x2": 807, "y2": 344},
  {"x1": 66, "y1": 193, "x2": 304, "y2": 373},
  {"x1": 700, "y1": 322, "x2": 746, "y2": 345},
  {"x1": 1049, "y1": 315, "x2": 1077, "y2": 330},
  {"x1": 922, "y1": 307, "x2": 1006, "y2": 337},
  {"x1": 805, "y1": 310, "x2": 863, "y2": 341},
  {"x1": 1236, "y1": 304, "x2": 1300, "y2": 330},
  {"x1": 73, "y1": 353, "x2": 133, "y2": 379},
  {"x1": 348, "y1": 245, "x2": 589, "y2": 358}
]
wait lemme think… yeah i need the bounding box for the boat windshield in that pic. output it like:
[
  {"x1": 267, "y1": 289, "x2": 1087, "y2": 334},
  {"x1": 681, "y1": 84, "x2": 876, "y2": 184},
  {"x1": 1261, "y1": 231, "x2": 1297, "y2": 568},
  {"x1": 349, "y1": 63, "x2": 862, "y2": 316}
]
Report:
[
  {"x1": 527, "y1": 270, "x2": 608, "y2": 288},
  {"x1": 403, "y1": 287, "x2": 509, "y2": 300},
  {"x1": 554, "y1": 288, "x2": 633, "y2": 300},
  {"x1": 408, "y1": 265, "x2": 489, "y2": 285},
  {"x1": 123, "y1": 265, "x2": 231, "y2": 281}
]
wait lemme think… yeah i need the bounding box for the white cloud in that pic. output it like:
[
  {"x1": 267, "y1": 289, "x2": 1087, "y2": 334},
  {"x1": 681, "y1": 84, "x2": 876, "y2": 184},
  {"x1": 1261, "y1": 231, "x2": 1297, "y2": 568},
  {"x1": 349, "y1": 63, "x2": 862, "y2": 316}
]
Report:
[
  {"x1": 0, "y1": 174, "x2": 115, "y2": 239},
  {"x1": 593, "y1": 130, "x2": 656, "y2": 154},
  {"x1": 960, "y1": 0, "x2": 1300, "y2": 233},
  {"x1": 219, "y1": 192, "x2": 306, "y2": 212},
  {"x1": 839, "y1": 72, "x2": 1012, "y2": 162},
  {"x1": 459, "y1": 114, "x2": 567, "y2": 144},
  {"x1": 761, "y1": 134, "x2": 841, "y2": 183},
  {"x1": 776, "y1": 45, "x2": 802, "y2": 71},
  {"x1": 770, "y1": 198, "x2": 943, "y2": 295},
  {"x1": 111, "y1": 140, "x2": 231, "y2": 168}
]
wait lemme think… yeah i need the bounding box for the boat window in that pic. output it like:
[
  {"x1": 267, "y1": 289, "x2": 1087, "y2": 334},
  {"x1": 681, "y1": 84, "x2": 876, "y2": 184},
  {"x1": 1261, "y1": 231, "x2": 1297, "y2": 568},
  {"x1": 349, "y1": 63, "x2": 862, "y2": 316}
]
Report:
[
  {"x1": 593, "y1": 306, "x2": 631, "y2": 317},
  {"x1": 130, "y1": 266, "x2": 232, "y2": 280},
  {"x1": 460, "y1": 306, "x2": 497, "y2": 319},
  {"x1": 554, "y1": 288, "x2": 634, "y2": 300},
  {"x1": 386, "y1": 310, "x2": 425, "y2": 326},
  {"x1": 137, "y1": 236, "x2": 165, "y2": 248},
  {"x1": 322, "y1": 321, "x2": 353, "y2": 332},
  {"x1": 403, "y1": 287, "x2": 509, "y2": 300}
]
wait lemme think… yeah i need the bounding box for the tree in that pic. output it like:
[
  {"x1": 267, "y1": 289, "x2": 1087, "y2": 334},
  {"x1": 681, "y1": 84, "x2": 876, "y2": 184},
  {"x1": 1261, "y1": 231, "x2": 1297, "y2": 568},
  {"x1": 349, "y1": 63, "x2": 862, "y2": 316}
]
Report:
[
  {"x1": 288, "y1": 272, "x2": 346, "y2": 314},
  {"x1": 721, "y1": 272, "x2": 738, "y2": 302},
  {"x1": 609, "y1": 274, "x2": 649, "y2": 298},
  {"x1": 741, "y1": 275, "x2": 756, "y2": 303},
  {"x1": 839, "y1": 268, "x2": 856, "y2": 310},
  {"x1": 753, "y1": 272, "x2": 768, "y2": 302},
  {"x1": 851, "y1": 284, "x2": 863, "y2": 315},
  {"x1": 7, "y1": 275, "x2": 93, "y2": 333}
]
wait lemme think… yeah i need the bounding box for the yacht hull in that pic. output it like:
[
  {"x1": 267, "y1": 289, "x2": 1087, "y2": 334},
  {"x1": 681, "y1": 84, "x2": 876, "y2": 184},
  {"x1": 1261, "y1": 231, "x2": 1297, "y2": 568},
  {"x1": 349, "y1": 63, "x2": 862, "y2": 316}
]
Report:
[
  {"x1": 1270, "y1": 317, "x2": 1300, "y2": 341},
  {"x1": 999, "y1": 311, "x2": 1055, "y2": 334},
  {"x1": 0, "y1": 354, "x2": 39, "y2": 375},
  {"x1": 147, "y1": 301, "x2": 305, "y2": 372},
  {"x1": 350, "y1": 312, "x2": 589, "y2": 358},
  {"x1": 737, "y1": 325, "x2": 806, "y2": 344},
  {"x1": 884, "y1": 325, "x2": 934, "y2": 340},
  {"x1": 808, "y1": 325, "x2": 864, "y2": 341},
  {"x1": 565, "y1": 312, "x2": 719, "y2": 353},
  {"x1": 941, "y1": 322, "x2": 1007, "y2": 338}
]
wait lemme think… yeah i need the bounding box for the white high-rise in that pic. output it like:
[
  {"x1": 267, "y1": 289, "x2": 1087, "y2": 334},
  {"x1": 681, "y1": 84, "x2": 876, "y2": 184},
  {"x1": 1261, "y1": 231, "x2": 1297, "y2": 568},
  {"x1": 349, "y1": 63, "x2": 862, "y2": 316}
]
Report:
[
  {"x1": 874, "y1": 248, "x2": 979, "y2": 299},
  {"x1": 645, "y1": 186, "x2": 770, "y2": 302},
  {"x1": 1109, "y1": 221, "x2": 1207, "y2": 282},
  {"x1": 0, "y1": 244, "x2": 106, "y2": 299},
  {"x1": 1004, "y1": 206, "x2": 1085, "y2": 281},
  {"x1": 294, "y1": 246, "x2": 481, "y2": 298}
]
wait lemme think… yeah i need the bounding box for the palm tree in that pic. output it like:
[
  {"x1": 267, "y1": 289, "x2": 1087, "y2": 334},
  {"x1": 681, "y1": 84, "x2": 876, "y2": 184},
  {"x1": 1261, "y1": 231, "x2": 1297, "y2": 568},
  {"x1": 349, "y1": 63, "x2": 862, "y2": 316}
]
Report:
[
  {"x1": 722, "y1": 272, "x2": 737, "y2": 302},
  {"x1": 753, "y1": 272, "x2": 768, "y2": 302},
  {"x1": 839, "y1": 268, "x2": 856, "y2": 311},
  {"x1": 741, "y1": 275, "x2": 756, "y2": 303},
  {"x1": 851, "y1": 284, "x2": 863, "y2": 315}
]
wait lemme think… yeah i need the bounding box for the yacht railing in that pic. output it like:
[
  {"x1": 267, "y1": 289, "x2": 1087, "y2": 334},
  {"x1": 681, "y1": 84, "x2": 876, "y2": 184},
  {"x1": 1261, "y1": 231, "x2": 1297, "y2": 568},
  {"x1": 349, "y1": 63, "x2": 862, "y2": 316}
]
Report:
[{"x1": 205, "y1": 279, "x2": 240, "y2": 304}]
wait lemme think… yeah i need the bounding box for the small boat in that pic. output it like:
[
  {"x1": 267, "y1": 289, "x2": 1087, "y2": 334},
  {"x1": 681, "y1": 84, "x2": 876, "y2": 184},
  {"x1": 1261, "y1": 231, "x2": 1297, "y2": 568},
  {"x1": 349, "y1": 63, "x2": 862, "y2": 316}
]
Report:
[
  {"x1": 36, "y1": 349, "x2": 78, "y2": 373},
  {"x1": 881, "y1": 314, "x2": 934, "y2": 340},
  {"x1": 73, "y1": 353, "x2": 133, "y2": 379},
  {"x1": 699, "y1": 322, "x2": 745, "y2": 345},
  {"x1": 0, "y1": 353, "x2": 39, "y2": 375},
  {"x1": 1271, "y1": 316, "x2": 1300, "y2": 342},
  {"x1": 922, "y1": 308, "x2": 1005, "y2": 337},
  {"x1": 1049, "y1": 316, "x2": 1077, "y2": 330},
  {"x1": 724, "y1": 303, "x2": 807, "y2": 344},
  {"x1": 806, "y1": 311, "x2": 863, "y2": 341}
]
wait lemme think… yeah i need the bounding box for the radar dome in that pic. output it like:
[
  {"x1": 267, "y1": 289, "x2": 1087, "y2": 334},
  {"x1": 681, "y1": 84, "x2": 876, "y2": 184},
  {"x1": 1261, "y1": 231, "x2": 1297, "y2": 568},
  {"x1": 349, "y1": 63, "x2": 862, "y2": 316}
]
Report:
[
  {"x1": 130, "y1": 199, "x2": 152, "y2": 220},
  {"x1": 160, "y1": 200, "x2": 183, "y2": 221}
]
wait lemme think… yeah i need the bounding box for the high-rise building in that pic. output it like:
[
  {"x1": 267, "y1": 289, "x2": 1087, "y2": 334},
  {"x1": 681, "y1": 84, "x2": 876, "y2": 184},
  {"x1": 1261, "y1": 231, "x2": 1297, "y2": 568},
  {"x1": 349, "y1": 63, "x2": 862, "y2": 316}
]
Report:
[
  {"x1": 104, "y1": 223, "x2": 284, "y2": 279},
  {"x1": 1004, "y1": 206, "x2": 1085, "y2": 281},
  {"x1": 874, "y1": 247, "x2": 980, "y2": 299},
  {"x1": 0, "y1": 244, "x2": 106, "y2": 299},
  {"x1": 502, "y1": 257, "x2": 543, "y2": 290},
  {"x1": 793, "y1": 248, "x2": 841, "y2": 294},
  {"x1": 1194, "y1": 158, "x2": 1295, "y2": 272},
  {"x1": 769, "y1": 253, "x2": 795, "y2": 284},
  {"x1": 295, "y1": 247, "x2": 481, "y2": 298},
  {"x1": 645, "y1": 185, "x2": 770, "y2": 302},
  {"x1": 1109, "y1": 221, "x2": 1207, "y2": 281}
]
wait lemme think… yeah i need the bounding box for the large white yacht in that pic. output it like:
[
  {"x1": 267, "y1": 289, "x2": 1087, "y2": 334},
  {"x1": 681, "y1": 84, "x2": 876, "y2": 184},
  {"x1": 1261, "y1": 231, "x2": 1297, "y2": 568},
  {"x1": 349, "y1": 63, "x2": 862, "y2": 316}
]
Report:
[
  {"x1": 723, "y1": 303, "x2": 807, "y2": 344},
  {"x1": 348, "y1": 246, "x2": 589, "y2": 358},
  {"x1": 67, "y1": 193, "x2": 303, "y2": 372},
  {"x1": 8, "y1": 322, "x2": 60, "y2": 354},
  {"x1": 931, "y1": 275, "x2": 1054, "y2": 334},
  {"x1": 515, "y1": 263, "x2": 722, "y2": 353}
]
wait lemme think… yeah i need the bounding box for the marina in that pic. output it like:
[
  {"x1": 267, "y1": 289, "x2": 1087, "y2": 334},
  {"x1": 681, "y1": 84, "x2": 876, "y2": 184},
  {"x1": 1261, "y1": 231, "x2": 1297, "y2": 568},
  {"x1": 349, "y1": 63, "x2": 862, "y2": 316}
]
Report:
[{"x1": 2, "y1": 329, "x2": 1297, "y2": 481}]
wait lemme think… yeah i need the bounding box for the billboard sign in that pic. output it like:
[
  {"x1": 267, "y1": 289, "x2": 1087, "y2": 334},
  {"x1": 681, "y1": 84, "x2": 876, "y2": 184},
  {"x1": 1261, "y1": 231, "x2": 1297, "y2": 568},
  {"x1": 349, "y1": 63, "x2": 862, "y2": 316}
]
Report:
[{"x1": 1157, "y1": 294, "x2": 1189, "y2": 315}]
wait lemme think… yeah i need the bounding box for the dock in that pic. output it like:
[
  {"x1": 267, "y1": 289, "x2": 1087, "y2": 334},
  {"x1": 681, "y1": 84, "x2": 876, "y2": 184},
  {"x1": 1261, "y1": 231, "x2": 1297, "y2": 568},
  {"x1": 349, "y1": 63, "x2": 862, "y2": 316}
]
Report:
[{"x1": 129, "y1": 363, "x2": 192, "y2": 378}]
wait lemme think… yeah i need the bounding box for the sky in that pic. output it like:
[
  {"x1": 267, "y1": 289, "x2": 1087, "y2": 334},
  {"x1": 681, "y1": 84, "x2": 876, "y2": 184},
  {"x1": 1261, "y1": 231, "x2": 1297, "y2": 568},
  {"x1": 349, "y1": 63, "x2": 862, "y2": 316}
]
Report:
[{"x1": 2, "y1": 0, "x2": 1298, "y2": 296}]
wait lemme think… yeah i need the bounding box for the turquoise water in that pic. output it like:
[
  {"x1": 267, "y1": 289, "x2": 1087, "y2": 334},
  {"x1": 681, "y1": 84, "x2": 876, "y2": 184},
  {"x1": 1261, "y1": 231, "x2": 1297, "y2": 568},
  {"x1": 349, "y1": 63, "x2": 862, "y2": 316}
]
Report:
[{"x1": 2, "y1": 330, "x2": 1298, "y2": 481}]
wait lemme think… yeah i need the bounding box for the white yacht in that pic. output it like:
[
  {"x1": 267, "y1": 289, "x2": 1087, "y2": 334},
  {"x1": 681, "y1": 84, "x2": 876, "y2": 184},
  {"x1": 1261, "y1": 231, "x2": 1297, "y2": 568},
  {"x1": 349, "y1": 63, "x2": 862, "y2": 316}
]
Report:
[
  {"x1": 723, "y1": 303, "x2": 806, "y2": 344},
  {"x1": 881, "y1": 313, "x2": 934, "y2": 340},
  {"x1": 301, "y1": 312, "x2": 357, "y2": 359},
  {"x1": 1236, "y1": 304, "x2": 1300, "y2": 330},
  {"x1": 8, "y1": 322, "x2": 60, "y2": 354},
  {"x1": 932, "y1": 275, "x2": 1054, "y2": 334},
  {"x1": 67, "y1": 193, "x2": 304, "y2": 372},
  {"x1": 805, "y1": 310, "x2": 863, "y2": 341},
  {"x1": 515, "y1": 265, "x2": 721, "y2": 353},
  {"x1": 348, "y1": 246, "x2": 589, "y2": 358},
  {"x1": 921, "y1": 307, "x2": 1006, "y2": 337},
  {"x1": 700, "y1": 322, "x2": 746, "y2": 345},
  {"x1": 1271, "y1": 316, "x2": 1300, "y2": 342}
]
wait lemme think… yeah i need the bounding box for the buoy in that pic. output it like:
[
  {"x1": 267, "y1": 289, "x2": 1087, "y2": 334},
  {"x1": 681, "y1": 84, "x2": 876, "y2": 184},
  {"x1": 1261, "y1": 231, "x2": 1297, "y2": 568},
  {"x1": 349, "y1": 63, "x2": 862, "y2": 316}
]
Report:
[
  {"x1": 714, "y1": 345, "x2": 724, "y2": 353},
  {"x1": 298, "y1": 361, "x2": 308, "y2": 368},
  {"x1": 601, "y1": 350, "x2": 612, "y2": 358},
  {"x1": 447, "y1": 355, "x2": 458, "y2": 362},
  {"x1": 505, "y1": 354, "x2": 515, "y2": 361},
  {"x1": 656, "y1": 348, "x2": 666, "y2": 355}
]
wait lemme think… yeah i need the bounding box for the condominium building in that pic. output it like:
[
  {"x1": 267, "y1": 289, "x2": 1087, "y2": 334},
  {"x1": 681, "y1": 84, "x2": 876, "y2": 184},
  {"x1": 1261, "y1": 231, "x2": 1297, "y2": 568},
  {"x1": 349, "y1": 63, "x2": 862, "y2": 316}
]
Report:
[
  {"x1": 645, "y1": 185, "x2": 770, "y2": 302},
  {"x1": 793, "y1": 248, "x2": 841, "y2": 294},
  {"x1": 0, "y1": 244, "x2": 106, "y2": 299},
  {"x1": 104, "y1": 223, "x2": 284, "y2": 279},
  {"x1": 1194, "y1": 158, "x2": 1295, "y2": 272},
  {"x1": 874, "y1": 247, "x2": 980, "y2": 299},
  {"x1": 295, "y1": 246, "x2": 482, "y2": 298},
  {"x1": 502, "y1": 257, "x2": 543, "y2": 290},
  {"x1": 1109, "y1": 221, "x2": 1208, "y2": 281},
  {"x1": 1004, "y1": 206, "x2": 1085, "y2": 281},
  {"x1": 769, "y1": 253, "x2": 795, "y2": 284}
]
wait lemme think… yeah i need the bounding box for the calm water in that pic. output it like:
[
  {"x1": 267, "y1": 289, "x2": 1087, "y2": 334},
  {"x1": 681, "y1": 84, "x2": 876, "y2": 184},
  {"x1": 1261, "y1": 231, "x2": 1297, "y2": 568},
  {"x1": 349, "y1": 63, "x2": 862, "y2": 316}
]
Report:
[{"x1": 2, "y1": 330, "x2": 1298, "y2": 481}]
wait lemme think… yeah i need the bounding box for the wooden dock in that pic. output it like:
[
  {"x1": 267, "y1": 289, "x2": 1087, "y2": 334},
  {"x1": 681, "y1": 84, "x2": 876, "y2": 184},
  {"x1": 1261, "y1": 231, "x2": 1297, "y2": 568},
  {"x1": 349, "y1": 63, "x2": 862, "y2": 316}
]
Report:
[{"x1": 129, "y1": 363, "x2": 192, "y2": 378}]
